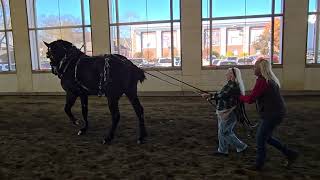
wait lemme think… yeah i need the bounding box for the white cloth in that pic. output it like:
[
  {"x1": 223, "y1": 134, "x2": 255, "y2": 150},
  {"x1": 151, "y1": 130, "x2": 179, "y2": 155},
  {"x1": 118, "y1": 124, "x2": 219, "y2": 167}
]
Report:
[{"x1": 216, "y1": 106, "x2": 237, "y2": 120}]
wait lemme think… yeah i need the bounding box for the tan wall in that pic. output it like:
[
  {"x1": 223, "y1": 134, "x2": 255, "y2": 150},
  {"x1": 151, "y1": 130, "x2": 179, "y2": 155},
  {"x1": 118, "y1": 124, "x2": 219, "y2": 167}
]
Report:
[
  {"x1": 0, "y1": 74, "x2": 18, "y2": 92},
  {"x1": 0, "y1": 0, "x2": 318, "y2": 94}
]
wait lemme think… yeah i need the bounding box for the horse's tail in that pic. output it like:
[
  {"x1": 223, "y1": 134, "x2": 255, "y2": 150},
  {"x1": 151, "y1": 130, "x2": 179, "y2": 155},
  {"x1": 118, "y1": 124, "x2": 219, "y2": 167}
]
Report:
[{"x1": 134, "y1": 66, "x2": 146, "y2": 83}]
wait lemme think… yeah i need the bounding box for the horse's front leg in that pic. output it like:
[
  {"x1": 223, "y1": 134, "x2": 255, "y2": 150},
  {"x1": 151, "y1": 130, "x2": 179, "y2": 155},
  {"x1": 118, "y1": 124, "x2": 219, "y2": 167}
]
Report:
[
  {"x1": 78, "y1": 94, "x2": 89, "y2": 135},
  {"x1": 65, "y1": 92, "x2": 79, "y2": 125}
]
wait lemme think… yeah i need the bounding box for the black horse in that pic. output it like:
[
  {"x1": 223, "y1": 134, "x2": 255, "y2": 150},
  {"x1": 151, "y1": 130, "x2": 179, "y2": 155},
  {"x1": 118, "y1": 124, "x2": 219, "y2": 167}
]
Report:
[{"x1": 44, "y1": 39, "x2": 147, "y2": 144}]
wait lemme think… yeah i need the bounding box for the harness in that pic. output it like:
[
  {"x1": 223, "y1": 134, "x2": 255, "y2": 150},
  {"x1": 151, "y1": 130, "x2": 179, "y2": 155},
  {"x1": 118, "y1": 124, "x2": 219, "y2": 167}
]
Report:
[
  {"x1": 53, "y1": 47, "x2": 112, "y2": 96},
  {"x1": 98, "y1": 55, "x2": 112, "y2": 96},
  {"x1": 73, "y1": 55, "x2": 112, "y2": 96}
]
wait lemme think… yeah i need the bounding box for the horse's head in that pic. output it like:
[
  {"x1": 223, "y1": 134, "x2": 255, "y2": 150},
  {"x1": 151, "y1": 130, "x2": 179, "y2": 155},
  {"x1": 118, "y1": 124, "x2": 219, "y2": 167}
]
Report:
[{"x1": 44, "y1": 39, "x2": 74, "y2": 76}]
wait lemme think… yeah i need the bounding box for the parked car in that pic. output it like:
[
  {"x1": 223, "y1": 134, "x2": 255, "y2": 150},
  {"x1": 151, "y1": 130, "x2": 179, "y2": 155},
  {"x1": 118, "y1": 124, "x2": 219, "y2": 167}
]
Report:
[
  {"x1": 226, "y1": 56, "x2": 238, "y2": 61},
  {"x1": 40, "y1": 60, "x2": 51, "y2": 69},
  {"x1": 218, "y1": 59, "x2": 238, "y2": 66},
  {"x1": 129, "y1": 58, "x2": 149, "y2": 67},
  {"x1": 248, "y1": 55, "x2": 258, "y2": 60},
  {"x1": 306, "y1": 56, "x2": 315, "y2": 64},
  {"x1": 237, "y1": 57, "x2": 255, "y2": 65},
  {"x1": 211, "y1": 59, "x2": 221, "y2": 66},
  {"x1": 0, "y1": 62, "x2": 15, "y2": 71},
  {"x1": 139, "y1": 61, "x2": 155, "y2": 68},
  {"x1": 174, "y1": 57, "x2": 181, "y2": 66},
  {"x1": 0, "y1": 63, "x2": 9, "y2": 71},
  {"x1": 156, "y1": 58, "x2": 172, "y2": 67},
  {"x1": 207, "y1": 55, "x2": 217, "y2": 60}
]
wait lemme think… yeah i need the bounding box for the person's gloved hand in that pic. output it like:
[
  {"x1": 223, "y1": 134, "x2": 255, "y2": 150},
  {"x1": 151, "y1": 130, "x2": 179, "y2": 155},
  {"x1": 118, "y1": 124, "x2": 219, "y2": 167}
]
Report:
[
  {"x1": 202, "y1": 93, "x2": 214, "y2": 101},
  {"x1": 201, "y1": 93, "x2": 211, "y2": 99}
]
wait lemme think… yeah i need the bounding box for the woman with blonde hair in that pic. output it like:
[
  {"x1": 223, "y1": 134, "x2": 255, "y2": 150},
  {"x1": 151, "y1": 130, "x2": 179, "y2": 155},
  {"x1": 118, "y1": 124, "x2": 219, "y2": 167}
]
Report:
[
  {"x1": 240, "y1": 57, "x2": 298, "y2": 170},
  {"x1": 202, "y1": 67, "x2": 248, "y2": 156}
]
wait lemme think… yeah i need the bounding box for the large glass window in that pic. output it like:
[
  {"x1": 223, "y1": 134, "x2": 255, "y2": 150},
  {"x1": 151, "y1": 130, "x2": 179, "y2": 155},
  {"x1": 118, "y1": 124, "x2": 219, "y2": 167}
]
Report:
[
  {"x1": 109, "y1": 0, "x2": 181, "y2": 68},
  {"x1": 26, "y1": 0, "x2": 92, "y2": 70},
  {"x1": 307, "y1": 0, "x2": 320, "y2": 64},
  {"x1": 0, "y1": 0, "x2": 15, "y2": 72},
  {"x1": 202, "y1": 0, "x2": 283, "y2": 67}
]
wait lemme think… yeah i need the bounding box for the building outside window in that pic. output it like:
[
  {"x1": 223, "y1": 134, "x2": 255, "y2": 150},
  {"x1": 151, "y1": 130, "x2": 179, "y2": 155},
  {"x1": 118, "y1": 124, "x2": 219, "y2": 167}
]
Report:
[
  {"x1": 109, "y1": 0, "x2": 181, "y2": 68},
  {"x1": 202, "y1": 0, "x2": 284, "y2": 67}
]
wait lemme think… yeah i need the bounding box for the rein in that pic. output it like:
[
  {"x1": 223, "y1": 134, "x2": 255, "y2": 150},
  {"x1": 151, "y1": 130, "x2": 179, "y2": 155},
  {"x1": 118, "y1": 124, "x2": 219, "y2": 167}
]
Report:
[
  {"x1": 143, "y1": 69, "x2": 216, "y2": 107},
  {"x1": 152, "y1": 69, "x2": 210, "y2": 94},
  {"x1": 149, "y1": 67, "x2": 256, "y2": 131},
  {"x1": 55, "y1": 47, "x2": 81, "y2": 79}
]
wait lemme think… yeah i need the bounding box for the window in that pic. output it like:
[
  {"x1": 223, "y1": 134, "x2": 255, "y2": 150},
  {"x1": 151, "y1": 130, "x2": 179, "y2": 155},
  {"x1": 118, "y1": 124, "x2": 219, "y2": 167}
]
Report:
[
  {"x1": 202, "y1": 0, "x2": 284, "y2": 67},
  {"x1": 307, "y1": 0, "x2": 320, "y2": 64},
  {"x1": 26, "y1": 0, "x2": 92, "y2": 70},
  {"x1": 109, "y1": 0, "x2": 181, "y2": 68},
  {"x1": 0, "y1": 0, "x2": 15, "y2": 72}
]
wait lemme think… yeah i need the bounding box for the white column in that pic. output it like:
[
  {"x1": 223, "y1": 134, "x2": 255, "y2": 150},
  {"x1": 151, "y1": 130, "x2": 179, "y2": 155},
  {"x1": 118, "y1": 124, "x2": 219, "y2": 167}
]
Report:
[
  {"x1": 181, "y1": 0, "x2": 202, "y2": 91},
  {"x1": 282, "y1": 0, "x2": 308, "y2": 90},
  {"x1": 10, "y1": 0, "x2": 33, "y2": 92},
  {"x1": 90, "y1": 0, "x2": 111, "y2": 55}
]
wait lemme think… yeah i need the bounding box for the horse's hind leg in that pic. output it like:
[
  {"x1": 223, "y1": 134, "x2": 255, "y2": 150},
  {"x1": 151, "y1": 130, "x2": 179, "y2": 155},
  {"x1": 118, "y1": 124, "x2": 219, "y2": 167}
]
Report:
[
  {"x1": 126, "y1": 92, "x2": 147, "y2": 144},
  {"x1": 78, "y1": 94, "x2": 89, "y2": 135},
  {"x1": 65, "y1": 91, "x2": 78, "y2": 125},
  {"x1": 103, "y1": 96, "x2": 121, "y2": 144}
]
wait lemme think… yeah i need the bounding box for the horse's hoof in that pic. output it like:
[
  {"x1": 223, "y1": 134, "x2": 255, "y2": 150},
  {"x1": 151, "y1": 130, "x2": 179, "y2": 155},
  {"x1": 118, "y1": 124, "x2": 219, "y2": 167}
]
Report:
[
  {"x1": 137, "y1": 139, "x2": 146, "y2": 144},
  {"x1": 102, "y1": 139, "x2": 112, "y2": 145},
  {"x1": 73, "y1": 120, "x2": 85, "y2": 127},
  {"x1": 77, "y1": 130, "x2": 86, "y2": 136}
]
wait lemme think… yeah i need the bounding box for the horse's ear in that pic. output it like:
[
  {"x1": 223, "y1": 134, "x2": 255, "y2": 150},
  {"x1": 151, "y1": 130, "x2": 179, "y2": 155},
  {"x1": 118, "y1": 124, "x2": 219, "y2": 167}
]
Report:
[{"x1": 43, "y1": 41, "x2": 50, "y2": 47}]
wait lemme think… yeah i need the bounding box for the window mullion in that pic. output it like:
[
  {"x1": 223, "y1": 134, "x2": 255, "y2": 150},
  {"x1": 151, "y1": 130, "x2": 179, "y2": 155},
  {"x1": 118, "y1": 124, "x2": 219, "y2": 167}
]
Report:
[
  {"x1": 270, "y1": 0, "x2": 275, "y2": 65},
  {"x1": 115, "y1": 0, "x2": 120, "y2": 53},
  {"x1": 33, "y1": 0, "x2": 41, "y2": 70},
  {"x1": 315, "y1": 15, "x2": 320, "y2": 64},
  {"x1": 316, "y1": 0, "x2": 320, "y2": 64},
  {"x1": 170, "y1": 0, "x2": 174, "y2": 67},
  {"x1": 80, "y1": 0, "x2": 87, "y2": 53},
  {"x1": 209, "y1": 0, "x2": 212, "y2": 66}
]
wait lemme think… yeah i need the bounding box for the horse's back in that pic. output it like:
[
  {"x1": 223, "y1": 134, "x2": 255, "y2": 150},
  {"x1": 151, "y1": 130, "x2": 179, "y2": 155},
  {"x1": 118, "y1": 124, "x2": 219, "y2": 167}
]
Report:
[{"x1": 74, "y1": 54, "x2": 144, "y2": 95}]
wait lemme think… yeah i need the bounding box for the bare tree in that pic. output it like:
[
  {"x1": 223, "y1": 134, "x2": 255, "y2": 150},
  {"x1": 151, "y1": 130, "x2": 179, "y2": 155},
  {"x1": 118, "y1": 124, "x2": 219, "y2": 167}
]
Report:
[{"x1": 38, "y1": 15, "x2": 85, "y2": 57}]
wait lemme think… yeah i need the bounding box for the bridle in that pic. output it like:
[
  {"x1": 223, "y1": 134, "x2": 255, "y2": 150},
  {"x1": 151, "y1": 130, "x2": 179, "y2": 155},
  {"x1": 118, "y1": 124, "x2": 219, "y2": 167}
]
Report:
[{"x1": 49, "y1": 45, "x2": 80, "y2": 79}]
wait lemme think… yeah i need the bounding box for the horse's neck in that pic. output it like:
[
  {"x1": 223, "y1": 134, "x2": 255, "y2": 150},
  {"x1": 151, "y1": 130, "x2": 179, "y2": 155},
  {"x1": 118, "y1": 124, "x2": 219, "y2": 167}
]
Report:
[{"x1": 62, "y1": 51, "x2": 86, "y2": 80}]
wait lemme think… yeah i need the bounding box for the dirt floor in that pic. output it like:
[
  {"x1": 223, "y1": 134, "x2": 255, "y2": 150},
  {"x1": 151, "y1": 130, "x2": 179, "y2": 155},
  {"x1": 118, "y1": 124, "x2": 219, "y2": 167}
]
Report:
[{"x1": 0, "y1": 95, "x2": 319, "y2": 179}]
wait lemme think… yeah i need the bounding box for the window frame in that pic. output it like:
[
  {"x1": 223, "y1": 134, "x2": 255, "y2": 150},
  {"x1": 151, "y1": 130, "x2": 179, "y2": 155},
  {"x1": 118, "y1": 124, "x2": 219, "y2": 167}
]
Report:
[
  {"x1": 306, "y1": 0, "x2": 320, "y2": 66},
  {"x1": 0, "y1": 0, "x2": 15, "y2": 73},
  {"x1": 26, "y1": 0, "x2": 92, "y2": 71},
  {"x1": 201, "y1": 0, "x2": 285, "y2": 68},
  {"x1": 109, "y1": 0, "x2": 181, "y2": 70}
]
